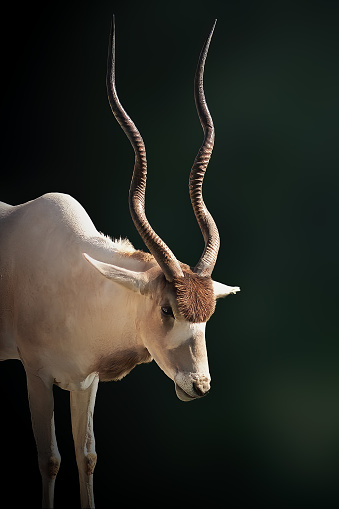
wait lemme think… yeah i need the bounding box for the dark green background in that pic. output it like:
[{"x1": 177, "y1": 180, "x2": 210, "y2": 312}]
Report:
[{"x1": 1, "y1": 0, "x2": 339, "y2": 507}]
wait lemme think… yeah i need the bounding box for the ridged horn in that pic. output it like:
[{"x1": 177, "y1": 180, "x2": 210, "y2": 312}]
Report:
[
  {"x1": 106, "y1": 16, "x2": 183, "y2": 281},
  {"x1": 189, "y1": 19, "x2": 220, "y2": 276}
]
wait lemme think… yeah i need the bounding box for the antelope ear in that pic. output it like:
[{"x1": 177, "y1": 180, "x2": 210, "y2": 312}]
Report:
[
  {"x1": 83, "y1": 253, "x2": 149, "y2": 294},
  {"x1": 213, "y1": 280, "x2": 240, "y2": 299}
]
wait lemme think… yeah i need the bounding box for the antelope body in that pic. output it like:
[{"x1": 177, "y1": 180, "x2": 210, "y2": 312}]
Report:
[{"x1": 0, "y1": 18, "x2": 239, "y2": 508}]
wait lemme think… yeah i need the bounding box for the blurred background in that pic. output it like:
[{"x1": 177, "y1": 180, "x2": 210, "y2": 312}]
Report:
[{"x1": 1, "y1": 0, "x2": 339, "y2": 507}]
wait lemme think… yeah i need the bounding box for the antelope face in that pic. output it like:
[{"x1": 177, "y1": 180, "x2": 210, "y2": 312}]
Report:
[
  {"x1": 140, "y1": 270, "x2": 213, "y2": 401},
  {"x1": 141, "y1": 270, "x2": 239, "y2": 400}
]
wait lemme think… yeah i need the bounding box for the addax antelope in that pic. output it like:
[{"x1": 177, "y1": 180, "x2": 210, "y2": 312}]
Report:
[{"x1": 0, "y1": 17, "x2": 240, "y2": 508}]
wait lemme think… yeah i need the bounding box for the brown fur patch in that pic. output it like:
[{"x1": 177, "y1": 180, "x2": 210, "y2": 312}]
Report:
[
  {"x1": 172, "y1": 270, "x2": 215, "y2": 323},
  {"x1": 85, "y1": 453, "x2": 97, "y2": 476},
  {"x1": 125, "y1": 249, "x2": 155, "y2": 263},
  {"x1": 47, "y1": 456, "x2": 61, "y2": 479},
  {"x1": 95, "y1": 347, "x2": 152, "y2": 382}
]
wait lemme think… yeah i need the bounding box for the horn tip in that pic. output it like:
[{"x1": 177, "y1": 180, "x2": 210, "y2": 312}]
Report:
[{"x1": 110, "y1": 13, "x2": 116, "y2": 32}]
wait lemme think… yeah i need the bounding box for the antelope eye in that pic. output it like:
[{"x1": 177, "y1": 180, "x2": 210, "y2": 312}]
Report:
[{"x1": 161, "y1": 306, "x2": 174, "y2": 318}]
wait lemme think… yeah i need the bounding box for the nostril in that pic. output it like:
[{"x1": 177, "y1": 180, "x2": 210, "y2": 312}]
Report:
[{"x1": 193, "y1": 381, "x2": 210, "y2": 397}]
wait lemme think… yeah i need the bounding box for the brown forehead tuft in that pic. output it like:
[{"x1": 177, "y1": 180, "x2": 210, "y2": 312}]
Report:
[{"x1": 172, "y1": 270, "x2": 215, "y2": 323}]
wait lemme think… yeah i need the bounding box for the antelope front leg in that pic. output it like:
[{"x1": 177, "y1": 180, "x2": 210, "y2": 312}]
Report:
[
  {"x1": 70, "y1": 375, "x2": 99, "y2": 509},
  {"x1": 26, "y1": 371, "x2": 60, "y2": 508}
]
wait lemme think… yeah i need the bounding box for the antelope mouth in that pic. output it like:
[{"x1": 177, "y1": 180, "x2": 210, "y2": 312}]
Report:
[{"x1": 175, "y1": 383, "x2": 198, "y2": 402}]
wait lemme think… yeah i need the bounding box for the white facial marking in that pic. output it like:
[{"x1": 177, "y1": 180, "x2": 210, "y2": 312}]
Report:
[{"x1": 166, "y1": 322, "x2": 206, "y2": 350}]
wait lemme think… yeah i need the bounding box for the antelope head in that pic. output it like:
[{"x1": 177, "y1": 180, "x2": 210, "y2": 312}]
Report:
[{"x1": 85, "y1": 18, "x2": 240, "y2": 401}]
